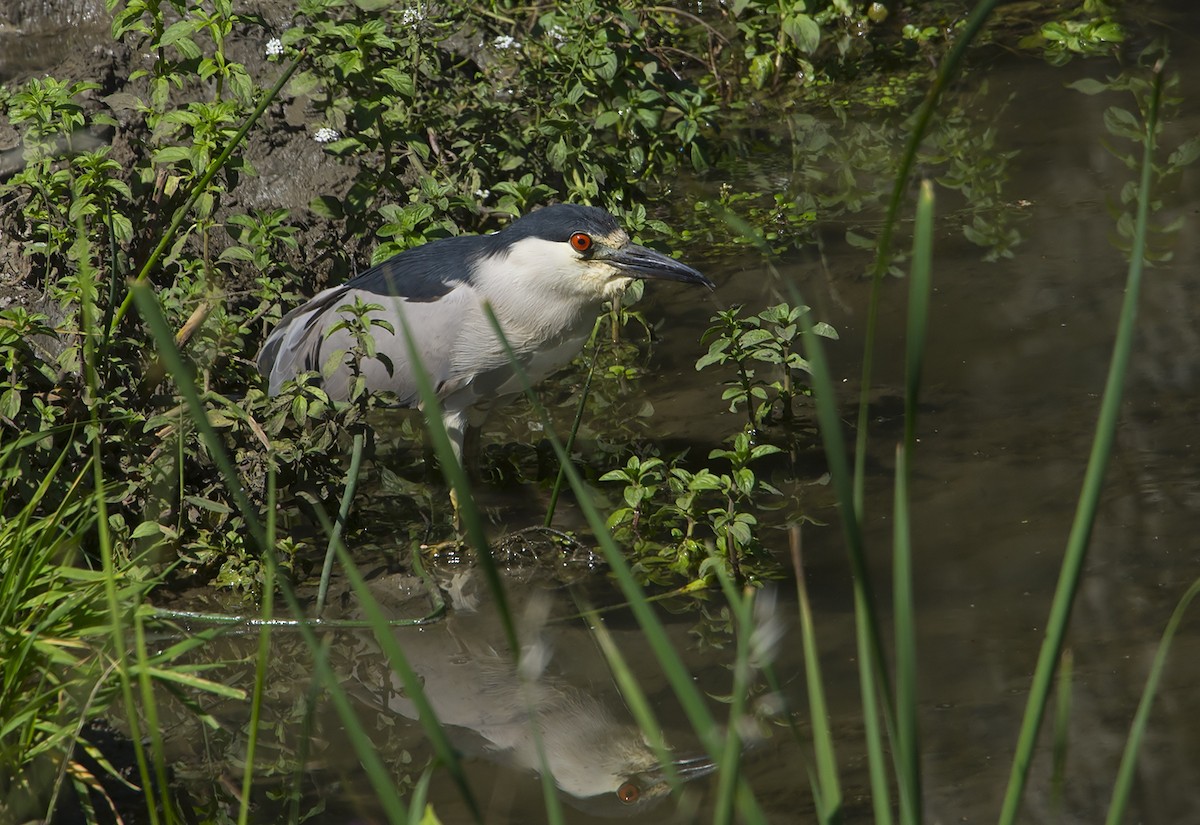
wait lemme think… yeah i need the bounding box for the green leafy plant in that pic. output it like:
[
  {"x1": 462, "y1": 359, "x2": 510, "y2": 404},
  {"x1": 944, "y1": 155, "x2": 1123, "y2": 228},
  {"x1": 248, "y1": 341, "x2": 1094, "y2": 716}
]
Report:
[
  {"x1": 1020, "y1": 0, "x2": 1124, "y2": 65},
  {"x1": 697, "y1": 303, "x2": 838, "y2": 435},
  {"x1": 601, "y1": 433, "x2": 783, "y2": 585}
]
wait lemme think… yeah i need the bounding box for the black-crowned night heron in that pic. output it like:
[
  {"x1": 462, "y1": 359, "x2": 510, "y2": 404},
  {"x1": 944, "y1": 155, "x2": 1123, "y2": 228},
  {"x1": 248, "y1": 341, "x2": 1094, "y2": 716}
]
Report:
[{"x1": 257, "y1": 204, "x2": 713, "y2": 461}]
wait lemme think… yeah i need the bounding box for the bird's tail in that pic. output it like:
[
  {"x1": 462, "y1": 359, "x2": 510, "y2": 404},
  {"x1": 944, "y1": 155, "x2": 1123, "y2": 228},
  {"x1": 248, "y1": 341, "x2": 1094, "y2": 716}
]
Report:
[{"x1": 257, "y1": 285, "x2": 350, "y2": 394}]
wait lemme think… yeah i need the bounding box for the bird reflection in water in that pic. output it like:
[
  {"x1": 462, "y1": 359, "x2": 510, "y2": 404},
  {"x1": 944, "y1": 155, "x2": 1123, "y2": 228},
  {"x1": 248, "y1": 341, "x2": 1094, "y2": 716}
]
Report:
[{"x1": 343, "y1": 568, "x2": 721, "y2": 817}]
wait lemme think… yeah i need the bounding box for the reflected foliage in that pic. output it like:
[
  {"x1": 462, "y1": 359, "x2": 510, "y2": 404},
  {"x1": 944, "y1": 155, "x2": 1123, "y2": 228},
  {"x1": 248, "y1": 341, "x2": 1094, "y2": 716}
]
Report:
[{"x1": 1067, "y1": 42, "x2": 1200, "y2": 263}]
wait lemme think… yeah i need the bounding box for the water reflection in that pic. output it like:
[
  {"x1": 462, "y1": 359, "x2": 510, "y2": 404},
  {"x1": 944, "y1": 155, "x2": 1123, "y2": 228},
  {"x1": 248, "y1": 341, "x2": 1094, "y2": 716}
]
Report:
[
  {"x1": 337, "y1": 568, "x2": 717, "y2": 818},
  {"x1": 159, "y1": 567, "x2": 735, "y2": 822}
]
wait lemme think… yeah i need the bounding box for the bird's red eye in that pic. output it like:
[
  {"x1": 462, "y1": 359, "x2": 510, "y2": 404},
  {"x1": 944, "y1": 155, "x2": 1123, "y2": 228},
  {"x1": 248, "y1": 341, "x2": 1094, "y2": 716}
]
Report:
[
  {"x1": 569, "y1": 232, "x2": 593, "y2": 253},
  {"x1": 616, "y1": 781, "x2": 640, "y2": 804}
]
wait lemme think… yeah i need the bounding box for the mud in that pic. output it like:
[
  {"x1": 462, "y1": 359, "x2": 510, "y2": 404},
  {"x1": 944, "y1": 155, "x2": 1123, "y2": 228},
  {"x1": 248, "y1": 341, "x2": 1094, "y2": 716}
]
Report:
[{"x1": 0, "y1": 0, "x2": 367, "y2": 314}]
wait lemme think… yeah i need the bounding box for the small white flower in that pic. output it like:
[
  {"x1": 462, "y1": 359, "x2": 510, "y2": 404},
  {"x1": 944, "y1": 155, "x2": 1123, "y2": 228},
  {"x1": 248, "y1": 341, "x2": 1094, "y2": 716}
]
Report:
[
  {"x1": 547, "y1": 25, "x2": 567, "y2": 45},
  {"x1": 492, "y1": 34, "x2": 520, "y2": 50},
  {"x1": 400, "y1": 6, "x2": 424, "y2": 25},
  {"x1": 313, "y1": 127, "x2": 340, "y2": 144},
  {"x1": 475, "y1": 188, "x2": 490, "y2": 200},
  {"x1": 265, "y1": 37, "x2": 283, "y2": 57}
]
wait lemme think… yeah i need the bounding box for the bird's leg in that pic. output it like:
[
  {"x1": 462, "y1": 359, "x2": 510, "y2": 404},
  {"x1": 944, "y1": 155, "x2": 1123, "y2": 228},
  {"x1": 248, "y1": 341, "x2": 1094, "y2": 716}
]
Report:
[
  {"x1": 443, "y1": 408, "x2": 470, "y2": 541},
  {"x1": 449, "y1": 485, "x2": 462, "y2": 536}
]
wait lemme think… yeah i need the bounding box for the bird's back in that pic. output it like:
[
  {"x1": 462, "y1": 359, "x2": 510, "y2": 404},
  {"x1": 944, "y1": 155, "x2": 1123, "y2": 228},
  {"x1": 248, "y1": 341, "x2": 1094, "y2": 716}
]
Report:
[{"x1": 257, "y1": 235, "x2": 494, "y2": 402}]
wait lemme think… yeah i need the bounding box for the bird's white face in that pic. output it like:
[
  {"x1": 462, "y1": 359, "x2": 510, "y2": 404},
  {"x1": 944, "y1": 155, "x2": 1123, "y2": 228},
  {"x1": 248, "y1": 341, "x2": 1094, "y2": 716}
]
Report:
[
  {"x1": 497, "y1": 229, "x2": 637, "y2": 305},
  {"x1": 458, "y1": 209, "x2": 710, "y2": 371}
]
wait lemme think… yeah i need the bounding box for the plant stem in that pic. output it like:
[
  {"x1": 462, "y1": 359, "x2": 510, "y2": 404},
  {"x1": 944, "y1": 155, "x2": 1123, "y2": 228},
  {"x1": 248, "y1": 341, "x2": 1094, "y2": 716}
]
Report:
[{"x1": 316, "y1": 430, "x2": 365, "y2": 617}]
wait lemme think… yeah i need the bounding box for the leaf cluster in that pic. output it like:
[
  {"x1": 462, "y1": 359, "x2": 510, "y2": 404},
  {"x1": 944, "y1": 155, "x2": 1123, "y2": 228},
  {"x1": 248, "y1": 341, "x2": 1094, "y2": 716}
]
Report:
[
  {"x1": 600, "y1": 431, "x2": 784, "y2": 585},
  {"x1": 697, "y1": 302, "x2": 838, "y2": 434}
]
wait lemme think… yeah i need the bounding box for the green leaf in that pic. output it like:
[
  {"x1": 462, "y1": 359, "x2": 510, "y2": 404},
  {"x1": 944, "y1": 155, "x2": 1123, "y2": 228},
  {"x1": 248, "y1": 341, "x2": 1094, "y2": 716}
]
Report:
[
  {"x1": 310, "y1": 195, "x2": 345, "y2": 220},
  {"x1": 1168, "y1": 136, "x2": 1200, "y2": 168},
  {"x1": 750, "y1": 444, "x2": 783, "y2": 460},
  {"x1": 1067, "y1": 78, "x2": 1108, "y2": 96},
  {"x1": 1103, "y1": 107, "x2": 1142, "y2": 141},
  {"x1": 183, "y1": 495, "x2": 233, "y2": 515},
  {"x1": 159, "y1": 19, "x2": 199, "y2": 50},
  {"x1": 1091, "y1": 22, "x2": 1123, "y2": 43},
  {"x1": 153, "y1": 146, "x2": 193, "y2": 165},
  {"x1": 783, "y1": 13, "x2": 821, "y2": 54},
  {"x1": 288, "y1": 70, "x2": 321, "y2": 96},
  {"x1": 810, "y1": 321, "x2": 839, "y2": 340},
  {"x1": 595, "y1": 110, "x2": 621, "y2": 130},
  {"x1": 218, "y1": 246, "x2": 254, "y2": 262},
  {"x1": 695, "y1": 349, "x2": 727, "y2": 370},
  {"x1": 547, "y1": 138, "x2": 569, "y2": 171},
  {"x1": 323, "y1": 349, "x2": 346, "y2": 377},
  {"x1": 378, "y1": 67, "x2": 415, "y2": 98},
  {"x1": 845, "y1": 230, "x2": 875, "y2": 250},
  {"x1": 0, "y1": 387, "x2": 20, "y2": 420},
  {"x1": 131, "y1": 521, "x2": 164, "y2": 539},
  {"x1": 738, "y1": 329, "x2": 775, "y2": 347},
  {"x1": 228, "y1": 71, "x2": 254, "y2": 104},
  {"x1": 748, "y1": 54, "x2": 773, "y2": 90}
]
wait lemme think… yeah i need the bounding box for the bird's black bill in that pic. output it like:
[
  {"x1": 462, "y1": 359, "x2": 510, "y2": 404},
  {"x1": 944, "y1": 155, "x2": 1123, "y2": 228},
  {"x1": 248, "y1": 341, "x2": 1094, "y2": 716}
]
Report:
[
  {"x1": 603, "y1": 244, "x2": 714, "y2": 289},
  {"x1": 670, "y1": 753, "x2": 719, "y2": 781}
]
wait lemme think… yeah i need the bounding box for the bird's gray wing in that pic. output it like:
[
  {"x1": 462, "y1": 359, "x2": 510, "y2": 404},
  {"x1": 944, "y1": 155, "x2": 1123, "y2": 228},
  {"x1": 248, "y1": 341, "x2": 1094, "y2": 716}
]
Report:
[
  {"x1": 257, "y1": 284, "x2": 347, "y2": 391},
  {"x1": 258, "y1": 236, "x2": 499, "y2": 401},
  {"x1": 257, "y1": 282, "x2": 480, "y2": 405}
]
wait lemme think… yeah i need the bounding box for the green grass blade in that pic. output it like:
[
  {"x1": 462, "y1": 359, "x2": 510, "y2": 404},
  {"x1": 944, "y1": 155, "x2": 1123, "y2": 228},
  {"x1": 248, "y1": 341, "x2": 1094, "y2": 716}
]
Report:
[
  {"x1": 853, "y1": 0, "x2": 1001, "y2": 515},
  {"x1": 239, "y1": 465, "x2": 276, "y2": 825},
  {"x1": 768, "y1": 240, "x2": 893, "y2": 825},
  {"x1": 997, "y1": 60, "x2": 1164, "y2": 825},
  {"x1": 130, "y1": 282, "x2": 267, "y2": 554},
  {"x1": 478, "y1": 303, "x2": 767, "y2": 823},
  {"x1": 544, "y1": 323, "x2": 602, "y2": 528},
  {"x1": 315, "y1": 430, "x2": 366, "y2": 617},
  {"x1": 77, "y1": 224, "x2": 167, "y2": 824},
  {"x1": 720, "y1": 202, "x2": 895, "y2": 823},
  {"x1": 287, "y1": 636, "x2": 330, "y2": 825},
  {"x1": 891, "y1": 448, "x2": 916, "y2": 825},
  {"x1": 305, "y1": 628, "x2": 411, "y2": 823},
  {"x1": 526, "y1": 699, "x2": 567, "y2": 825},
  {"x1": 109, "y1": 52, "x2": 304, "y2": 335},
  {"x1": 788, "y1": 527, "x2": 842, "y2": 824},
  {"x1": 708, "y1": 567, "x2": 758, "y2": 825},
  {"x1": 329, "y1": 538, "x2": 484, "y2": 823},
  {"x1": 408, "y1": 766, "x2": 436, "y2": 824},
  {"x1": 904, "y1": 180, "x2": 935, "y2": 448},
  {"x1": 390, "y1": 300, "x2": 521, "y2": 657},
  {"x1": 1105, "y1": 578, "x2": 1200, "y2": 825},
  {"x1": 131, "y1": 282, "x2": 421, "y2": 823},
  {"x1": 583, "y1": 607, "x2": 681, "y2": 791},
  {"x1": 894, "y1": 179, "x2": 935, "y2": 825},
  {"x1": 853, "y1": 589, "x2": 893, "y2": 825},
  {"x1": 1051, "y1": 649, "x2": 1072, "y2": 817}
]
